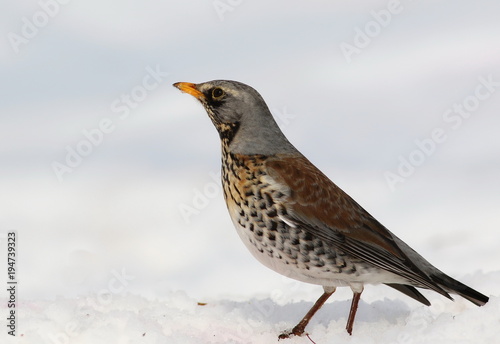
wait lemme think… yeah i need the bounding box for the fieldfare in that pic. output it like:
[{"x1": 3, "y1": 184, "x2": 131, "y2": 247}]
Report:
[{"x1": 173, "y1": 80, "x2": 489, "y2": 339}]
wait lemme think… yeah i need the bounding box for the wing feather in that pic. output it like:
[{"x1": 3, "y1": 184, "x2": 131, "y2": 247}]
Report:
[{"x1": 266, "y1": 155, "x2": 452, "y2": 299}]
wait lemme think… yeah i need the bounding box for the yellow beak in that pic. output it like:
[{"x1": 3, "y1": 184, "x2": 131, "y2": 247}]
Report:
[{"x1": 173, "y1": 82, "x2": 205, "y2": 100}]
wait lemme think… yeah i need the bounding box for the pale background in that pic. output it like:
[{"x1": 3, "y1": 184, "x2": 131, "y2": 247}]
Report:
[{"x1": 1, "y1": 1, "x2": 499, "y2": 342}]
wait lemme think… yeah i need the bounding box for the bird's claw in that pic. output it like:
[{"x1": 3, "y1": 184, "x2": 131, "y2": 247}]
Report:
[{"x1": 278, "y1": 327, "x2": 306, "y2": 340}]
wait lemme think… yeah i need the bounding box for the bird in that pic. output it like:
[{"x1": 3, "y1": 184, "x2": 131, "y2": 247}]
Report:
[{"x1": 172, "y1": 80, "x2": 489, "y2": 339}]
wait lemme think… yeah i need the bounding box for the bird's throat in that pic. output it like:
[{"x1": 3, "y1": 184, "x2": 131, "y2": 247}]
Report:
[{"x1": 218, "y1": 121, "x2": 240, "y2": 146}]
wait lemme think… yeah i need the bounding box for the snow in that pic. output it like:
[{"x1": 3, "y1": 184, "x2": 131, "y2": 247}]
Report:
[
  {"x1": 1, "y1": 0, "x2": 500, "y2": 343},
  {"x1": 4, "y1": 276, "x2": 499, "y2": 343}
]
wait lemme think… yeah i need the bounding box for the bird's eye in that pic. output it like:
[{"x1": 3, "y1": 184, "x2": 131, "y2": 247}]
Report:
[{"x1": 212, "y1": 87, "x2": 225, "y2": 100}]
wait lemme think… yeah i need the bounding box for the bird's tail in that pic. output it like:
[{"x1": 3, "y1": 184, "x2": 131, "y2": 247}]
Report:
[{"x1": 432, "y1": 273, "x2": 489, "y2": 306}]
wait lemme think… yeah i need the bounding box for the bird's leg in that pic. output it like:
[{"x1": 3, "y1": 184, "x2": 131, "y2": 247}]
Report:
[
  {"x1": 345, "y1": 291, "x2": 362, "y2": 335},
  {"x1": 279, "y1": 289, "x2": 335, "y2": 340}
]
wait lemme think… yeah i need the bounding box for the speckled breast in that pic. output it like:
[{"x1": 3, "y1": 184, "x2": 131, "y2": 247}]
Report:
[{"x1": 220, "y1": 149, "x2": 364, "y2": 287}]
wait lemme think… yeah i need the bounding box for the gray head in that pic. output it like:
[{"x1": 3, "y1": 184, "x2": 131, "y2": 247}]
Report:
[{"x1": 173, "y1": 80, "x2": 298, "y2": 155}]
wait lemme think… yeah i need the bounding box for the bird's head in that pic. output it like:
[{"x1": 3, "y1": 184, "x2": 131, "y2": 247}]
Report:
[{"x1": 173, "y1": 80, "x2": 297, "y2": 155}]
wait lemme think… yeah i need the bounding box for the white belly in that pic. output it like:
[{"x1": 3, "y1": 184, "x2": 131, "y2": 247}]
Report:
[{"x1": 229, "y1": 217, "x2": 408, "y2": 289}]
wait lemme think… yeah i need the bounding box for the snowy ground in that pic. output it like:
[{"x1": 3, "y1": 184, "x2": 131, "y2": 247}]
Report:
[
  {"x1": 1, "y1": 1, "x2": 500, "y2": 343},
  {"x1": 3, "y1": 274, "x2": 499, "y2": 343}
]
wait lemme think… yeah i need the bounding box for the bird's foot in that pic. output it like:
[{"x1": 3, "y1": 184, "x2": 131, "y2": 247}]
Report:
[{"x1": 278, "y1": 325, "x2": 306, "y2": 340}]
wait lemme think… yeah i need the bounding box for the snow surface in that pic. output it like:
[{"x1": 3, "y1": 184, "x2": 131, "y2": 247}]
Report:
[
  {"x1": 3, "y1": 274, "x2": 499, "y2": 343},
  {"x1": 1, "y1": 0, "x2": 500, "y2": 343}
]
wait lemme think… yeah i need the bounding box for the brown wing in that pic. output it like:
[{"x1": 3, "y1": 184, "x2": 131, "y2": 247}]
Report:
[{"x1": 266, "y1": 154, "x2": 451, "y2": 297}]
